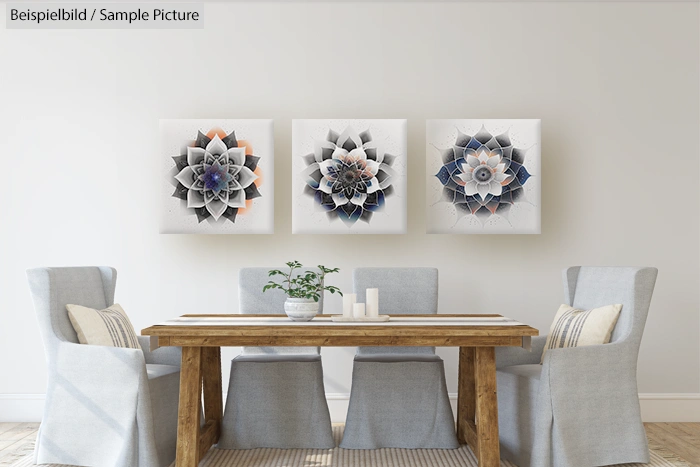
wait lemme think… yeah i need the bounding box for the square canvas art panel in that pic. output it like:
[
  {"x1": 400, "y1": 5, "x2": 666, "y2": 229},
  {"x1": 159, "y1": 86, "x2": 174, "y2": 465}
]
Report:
[
  {"x1": 292, "y1": 119, "x2": 407, "y2": 234},
  {"x1": 426, "y1": 119, "x2": 541, "y2": 234},
  {"x1": 160, "y1": 119, "x2": 274, "y2": 234}
]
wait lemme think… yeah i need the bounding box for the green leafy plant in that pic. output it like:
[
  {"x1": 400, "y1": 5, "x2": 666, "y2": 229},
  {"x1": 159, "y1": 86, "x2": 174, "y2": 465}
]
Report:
[{"x1": 263, "y1": 261, "x2": 342, "y2": 302}]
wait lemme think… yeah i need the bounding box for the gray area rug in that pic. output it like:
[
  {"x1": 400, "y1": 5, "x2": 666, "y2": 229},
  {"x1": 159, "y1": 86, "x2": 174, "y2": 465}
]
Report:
[{"x1": 10, "y1": 425, "x2": 690, "y2": 467}]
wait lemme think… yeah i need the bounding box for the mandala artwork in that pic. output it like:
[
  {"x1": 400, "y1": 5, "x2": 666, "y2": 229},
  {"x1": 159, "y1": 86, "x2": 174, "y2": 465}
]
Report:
[
  {"x1": 160, "y1": 119, "x2": 274, "y2": 234},
  {"x1": 426, "y1": 119, "x2": 540, "y2": 234},
  {"x1": 292, "y1": 119, "x2": 407, "y2": 234}
]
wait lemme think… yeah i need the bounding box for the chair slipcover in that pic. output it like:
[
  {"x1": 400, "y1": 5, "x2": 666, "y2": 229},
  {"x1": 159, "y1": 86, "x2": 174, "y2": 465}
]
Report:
[
  {"x1": 26, "y1": 267, "x2": 181, "y2": 467},
  {"x1": 218, "y1": 267, "x2": 334, "y2": 449},
  {"x1": 495, "y1": 266, "x2": 658, "y2": 467},
  {"x1": 340, "y1": 267, "x2": 459, "y2": 449}
]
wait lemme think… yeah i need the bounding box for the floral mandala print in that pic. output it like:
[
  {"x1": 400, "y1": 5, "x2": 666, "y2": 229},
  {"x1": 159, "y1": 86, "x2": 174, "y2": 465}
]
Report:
[
  {"x1": 301, "y1": 126, "x2": 397, "y2": 227},
  {"x1": 435, "y1": 125, "x2": 532, "y2": 225},
  {"x1": 171, "y1": 130, "x2": 261, "y2": 223}
]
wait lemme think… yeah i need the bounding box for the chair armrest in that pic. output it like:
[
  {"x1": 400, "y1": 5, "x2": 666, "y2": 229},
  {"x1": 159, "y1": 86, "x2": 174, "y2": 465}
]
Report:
[
  {"x1": 55, "y1": 340, "x2": 147, "y2": 383},
  {"x1": 543, "y1": 341, "x2": 637, "y2": 390},
  {"x1": 138, "y1": 336, "x2": 182, "y2": 367},
  {"x1": 44, "y1": 341, "x2": 151, "y2": 466},
  {"x1": 51, "y1": 341, "x2": 147, "y2": 415},
  {"x1": 496, "y1": 335, "x2": 547, "y2": 369},
  {"x1": 539, "y1": 340, "x2": 643, "y2": 446}
]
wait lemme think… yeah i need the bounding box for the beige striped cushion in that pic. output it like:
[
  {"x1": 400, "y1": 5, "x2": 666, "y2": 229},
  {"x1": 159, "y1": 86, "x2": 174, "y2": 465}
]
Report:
[
  {"x1": 66, "y1": 303, "x2": 140, "y2": 349},
  {"x1": 541, "y1": 303, "x2": 622, "y2": 363}
]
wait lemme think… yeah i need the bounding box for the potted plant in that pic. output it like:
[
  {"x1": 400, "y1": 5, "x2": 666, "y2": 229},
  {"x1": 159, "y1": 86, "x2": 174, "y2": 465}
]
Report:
[{"x1": 263, "y1": 261, "x2": 342, "y2": 321}]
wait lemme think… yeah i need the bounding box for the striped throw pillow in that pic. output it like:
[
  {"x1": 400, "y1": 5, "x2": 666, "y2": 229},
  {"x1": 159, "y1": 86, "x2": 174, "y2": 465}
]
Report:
[
  {"x1": 541, "y1": 303, "x2": 622, "y2": 363},
  {"x1": 66, "y1": 303, "x2": 140, "y2": 349}
]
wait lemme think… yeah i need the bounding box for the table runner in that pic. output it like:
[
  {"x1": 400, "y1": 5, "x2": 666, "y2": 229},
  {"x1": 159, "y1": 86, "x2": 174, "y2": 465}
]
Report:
[{"x1": 155, "y1": 316, "x2": 528, "y2": 327}]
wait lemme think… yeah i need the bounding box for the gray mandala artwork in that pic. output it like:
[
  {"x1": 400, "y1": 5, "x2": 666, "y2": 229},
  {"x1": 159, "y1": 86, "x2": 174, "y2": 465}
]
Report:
[
  {"x1": 171, "y1": 131, "x2": 261, "y2": 223},
  {"x1": 435, "y1": 125, "x2": 532, "y2": 225},
  {"x1": 301, "y1": 126, "x2": 397, "y2": 227}
]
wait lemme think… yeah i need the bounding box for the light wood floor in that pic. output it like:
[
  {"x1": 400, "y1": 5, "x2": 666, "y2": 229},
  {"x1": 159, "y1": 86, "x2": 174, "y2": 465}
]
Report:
[{"x1": 0, "y1": 422, "x2": 698, "y2": 466}]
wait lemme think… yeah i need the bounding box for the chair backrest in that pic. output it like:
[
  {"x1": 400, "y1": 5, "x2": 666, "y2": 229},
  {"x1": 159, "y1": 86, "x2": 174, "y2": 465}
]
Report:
[
  {"x1": 239, "y1": 267, "x2": 322, "y2": 355},
  {"x1": 353, "y1": 267, "x2": 438, "y2": 315},
  {"x1": 563, "y1": 266, "x2": 657, "y2": 348},
  {"x1": 353, "y1": 267, "x2": 438, "y2": 356},
  {"x1": 26, "y1": 267, "x2": 117, "y2": 358}
]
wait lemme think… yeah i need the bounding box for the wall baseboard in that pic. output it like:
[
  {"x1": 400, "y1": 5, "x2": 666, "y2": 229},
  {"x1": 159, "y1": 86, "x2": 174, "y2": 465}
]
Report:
[
  {"x1": 2, "y1": 393, "x2": 699, "y2": 423},
  {"x1": 637, "y1": 393, "x2": 700, "y2": 423},
  {"x1": 0, "y1": 394, "x2": 46, "y2": 423}
]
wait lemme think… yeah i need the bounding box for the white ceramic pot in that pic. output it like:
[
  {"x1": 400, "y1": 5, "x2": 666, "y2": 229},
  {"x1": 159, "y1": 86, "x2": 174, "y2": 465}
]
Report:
[{"x1": 284, "y1": 297, "x2": 319, "y2": 322}]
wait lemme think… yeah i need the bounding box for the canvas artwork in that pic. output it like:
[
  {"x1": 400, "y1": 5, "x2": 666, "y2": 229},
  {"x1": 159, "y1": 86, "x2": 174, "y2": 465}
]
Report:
[
  {"x1": 426, "y1": 119, "x2": 541, "y2": 234},
  {"x1": 160, "y1": 119, "x2": 274, "y2": 234},
  {"x1": 292, "y1": 119, "x2": 407, "y2": 234}
]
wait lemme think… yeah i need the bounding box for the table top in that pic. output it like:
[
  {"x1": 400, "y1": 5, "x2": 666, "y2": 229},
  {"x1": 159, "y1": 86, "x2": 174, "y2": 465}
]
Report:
[
  {"x1": 151, "y1": 314, "x2": 529, "y2": 327},
  {"x1": 141, "y1": 314, "x2": 539, "y2": 346}
]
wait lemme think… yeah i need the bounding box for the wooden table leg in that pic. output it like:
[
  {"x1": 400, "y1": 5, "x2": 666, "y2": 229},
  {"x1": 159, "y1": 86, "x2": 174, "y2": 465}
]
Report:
[
  {"x1": 176, "y1": 346, "x2": 203, "y2": 467},
  {"x1": 475, "y1": 346, "x2": 500, "y2": 467},
  {"x1": 199, "y1": 347, "x2": 223, "y2": 461},
  {"x1": 457, "y1": 347, "x2": 477, "y2": 449}
]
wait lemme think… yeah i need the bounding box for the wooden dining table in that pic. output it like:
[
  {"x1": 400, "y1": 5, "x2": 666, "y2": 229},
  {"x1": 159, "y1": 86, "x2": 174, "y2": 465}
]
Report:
[{"x1": 141, "y1": 314, "x2": 538, "y2": 467}]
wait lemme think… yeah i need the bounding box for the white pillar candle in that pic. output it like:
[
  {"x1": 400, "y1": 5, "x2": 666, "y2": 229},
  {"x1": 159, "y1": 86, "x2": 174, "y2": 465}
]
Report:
[
  {"x1": 342, "y1": 293, "x2": 356, "y2": 318},
  {"x1": 353, "y1": 302, "x2": 366, "y2": 319},
  {"x1": 366, "y1": 288, "x2": 379, "y2": 318}
]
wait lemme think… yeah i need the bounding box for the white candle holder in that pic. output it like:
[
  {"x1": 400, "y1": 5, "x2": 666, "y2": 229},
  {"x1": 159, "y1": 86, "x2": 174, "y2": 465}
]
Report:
[
  {"x1": 331, "y1": 314, "x2": 390, "y2": 322},
  {"x1": 366, "y1": 288, "x2": 379, "y2": 318},
  {"x1": 353, "y1": 303, "x2": 365, "y2": 319},
  {"x1": 342, "y1": 293, "x2": 357, "y2": 318},
  {"x1": 332, "y1": 300, "x2": 390, "y2": 323}
]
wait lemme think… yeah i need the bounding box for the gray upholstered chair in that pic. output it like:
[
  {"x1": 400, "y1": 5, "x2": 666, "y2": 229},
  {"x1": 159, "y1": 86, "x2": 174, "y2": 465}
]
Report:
[
  {"x1": 217, "y1": 267, "x2": 334, "y2": 449},
  {"x1": 340, "y1": 267, "x2": 459, "y2": 449},
  {"x1": 495, "y1": 266, "x2": 658, "y2": 467},
  {"x1": 26, "y1": 267, "x2": 181, "y2": 467}
]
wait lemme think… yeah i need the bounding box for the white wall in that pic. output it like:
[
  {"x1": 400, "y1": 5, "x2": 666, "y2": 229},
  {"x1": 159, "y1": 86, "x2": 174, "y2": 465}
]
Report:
[{"x1": 0, "y1": 1, "x2": 698, "y2": 421}]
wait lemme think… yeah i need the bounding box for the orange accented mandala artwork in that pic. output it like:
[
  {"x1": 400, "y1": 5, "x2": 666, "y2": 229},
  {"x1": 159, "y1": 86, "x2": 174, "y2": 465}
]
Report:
[{"x1": 161, "y1": 120, "x2": 274, "y2": 234}]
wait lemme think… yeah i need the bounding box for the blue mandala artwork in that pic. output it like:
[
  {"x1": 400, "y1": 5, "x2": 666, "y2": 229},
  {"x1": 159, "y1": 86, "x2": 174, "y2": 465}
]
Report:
[{"x1": 428, "y1": 120, "x2": 540, "y2": 233}]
